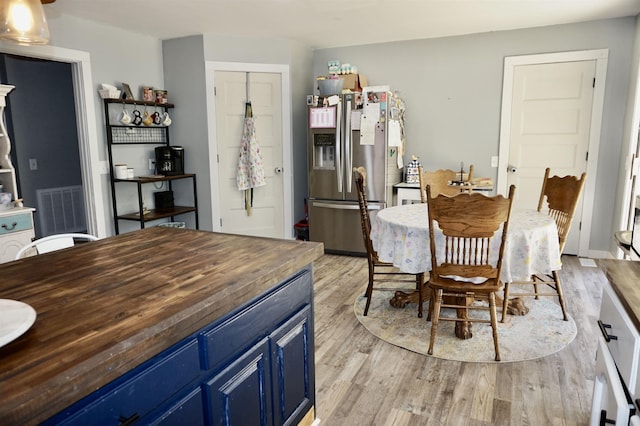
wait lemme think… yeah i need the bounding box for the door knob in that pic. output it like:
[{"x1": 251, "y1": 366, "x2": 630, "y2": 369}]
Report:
[{"x1": 275, "y1": 167, "x2": 283, "y2": 174}]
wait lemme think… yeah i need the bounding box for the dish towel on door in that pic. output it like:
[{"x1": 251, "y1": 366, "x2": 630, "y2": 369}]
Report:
[{"x1": 237, "y1": 102, "x2": 266, "y2": 215}]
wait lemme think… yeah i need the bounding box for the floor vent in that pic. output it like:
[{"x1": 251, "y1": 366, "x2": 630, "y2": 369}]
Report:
[{"x1": 36, "y1": 185, "x2": 87, "y2": 236}]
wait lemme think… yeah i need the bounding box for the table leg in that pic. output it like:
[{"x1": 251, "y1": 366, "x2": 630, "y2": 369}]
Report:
[
  {"x1": 389, "y1": 288, "x2": 427, "y2": 308},
  {"x1": 389, "y1": 289, "x2": 474, "y2": 339},
  {"x1": 454, "y1": 295, "x2": 473, "y2": 340}
]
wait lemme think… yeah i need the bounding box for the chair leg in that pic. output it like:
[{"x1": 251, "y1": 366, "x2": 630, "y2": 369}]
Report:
[
  {"x1": 532, "y1": 275, "x2": 540, "y2": 300},
  {"x1": 427, "y1": 287, "x2": 434, "y2": 322},
  {"x1": 427, "y1": 289, "x2": 443, "y2": 355},
  {"x1": 363, "y1": 265, "x2": 375, "y2": 316},
  {"x1": 489, "y1": 292, "x2": 501, "y2": 362},
  {"x1": 501, "y1": 282, "x2": 510, "y2": 323},
  {"x1": 553, "y1": 270, "x2": 569, "y2": 321},
  {"x1": 417, "y1": 272, "x2": 424, "y2": 318}
]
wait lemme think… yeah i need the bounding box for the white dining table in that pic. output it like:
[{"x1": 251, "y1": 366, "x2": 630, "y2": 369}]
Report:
[{"x1": 370, "y1": 203, "x2": 562, "y2": 283}]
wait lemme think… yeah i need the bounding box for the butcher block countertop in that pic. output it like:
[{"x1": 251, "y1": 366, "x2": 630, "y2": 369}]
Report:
[
  {"x1": 597, "y1": 259, "x2": 640, "y2": 331},
  {"x1": 0, "y1": 227, "x2": 324, "y2": 424}
]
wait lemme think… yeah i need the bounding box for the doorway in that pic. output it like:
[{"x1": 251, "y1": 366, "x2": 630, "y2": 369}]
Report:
[
  {"x1": 498, "y1": 49, "x2": 608, "y2": 257},
  {"x1": 1, "y1": 54, "x2": 85, "y2": 238},
  {"x1": 0, "y1": 43, "x2": 107, "y2": 238},
  {"x1": 205, "y1": 62, "x2": 293, "y2": 239}
]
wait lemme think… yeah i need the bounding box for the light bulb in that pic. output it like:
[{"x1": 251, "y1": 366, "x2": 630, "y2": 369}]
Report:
[
  {"x1": 9, "y1": 3, "x2": 34, "y2": 32},
  {"x1": 0, "y1": 0, "x2": 50, "y2": 45}
]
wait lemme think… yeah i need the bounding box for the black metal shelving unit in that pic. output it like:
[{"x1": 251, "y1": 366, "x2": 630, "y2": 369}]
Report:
[{"x1": 103, "y1": 99, "x2": 199, "y2": 234}]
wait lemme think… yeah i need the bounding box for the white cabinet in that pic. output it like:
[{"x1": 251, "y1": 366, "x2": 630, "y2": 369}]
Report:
[
  {"x1": 591, "y1": 337, "x2": 635, "y2": 426},
  {"x1": 0, "y1": 84, "x2": 34, "y2": 262},
  {"x1": 591, "y1": 276, "x2": 640, "y2": 424},
  {"x1": 0, "y1": 207, "x2": 35, "y2": 262}
]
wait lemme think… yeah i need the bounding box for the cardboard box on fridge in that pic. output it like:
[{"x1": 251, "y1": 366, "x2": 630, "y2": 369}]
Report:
[{"x1": 338, "y1": 74, "x2": 368, "y2": 92}]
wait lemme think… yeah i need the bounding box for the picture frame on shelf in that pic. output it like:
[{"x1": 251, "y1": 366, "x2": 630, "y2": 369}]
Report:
[{"x1": 121, "y1": 83, "x2": 134, "y2": 100}]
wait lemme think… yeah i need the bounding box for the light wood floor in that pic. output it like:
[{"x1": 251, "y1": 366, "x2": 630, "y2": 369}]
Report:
[{"x1": 313, "y1": 254, "x2": 605, "y2": 425}]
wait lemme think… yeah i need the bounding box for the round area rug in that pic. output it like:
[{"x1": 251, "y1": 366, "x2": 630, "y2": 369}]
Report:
[{"x1": 354, "y1": 285, "x2": 577, "y2": 363}]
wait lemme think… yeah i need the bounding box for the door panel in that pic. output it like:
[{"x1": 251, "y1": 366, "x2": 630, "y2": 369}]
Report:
[
  {"x1": 507, "y1": 60, "x2": 595, "y2": 254},
  {"x1": 205, "y1": 339, "x2": 272, "y2": 426},
  {"x1": 215, "y1": 71, "x2": 283, "y2": 238}
]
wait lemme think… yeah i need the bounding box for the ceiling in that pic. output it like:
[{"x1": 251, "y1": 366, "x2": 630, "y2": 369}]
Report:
[{"x1": 45, "y1": 0, "x2": 640, "y2": 49}]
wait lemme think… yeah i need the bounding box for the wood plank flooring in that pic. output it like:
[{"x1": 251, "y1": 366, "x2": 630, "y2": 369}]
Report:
[{"x1": 313, "y1": 254, "x2": 605, "y2": 425}]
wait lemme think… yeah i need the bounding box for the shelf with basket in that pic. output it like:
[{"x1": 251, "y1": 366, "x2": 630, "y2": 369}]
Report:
[{"x1": 103, "y1": 99, "x2": 198, "y2": 234}]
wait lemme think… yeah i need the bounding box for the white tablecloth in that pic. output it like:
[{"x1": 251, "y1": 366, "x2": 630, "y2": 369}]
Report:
[{"x1": 370, "y1": 203, "x2": 562, "y2": 282}]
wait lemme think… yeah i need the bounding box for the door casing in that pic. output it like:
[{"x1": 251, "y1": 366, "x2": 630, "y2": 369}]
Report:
[
  {"x1": 205, "y1": 61, "x2": 293, "y2": 238},
  {"x1": 0, "y1": 42, "x2": 106, "y2": 238}
]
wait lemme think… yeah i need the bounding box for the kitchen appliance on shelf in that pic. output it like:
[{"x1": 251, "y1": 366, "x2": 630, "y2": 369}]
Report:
[
  {"x1": 307, "y1": 89, "x2": 403, "y2": 255},
  {"x1": 155, "y1": 146, "x2": 184, "y2": 176}
]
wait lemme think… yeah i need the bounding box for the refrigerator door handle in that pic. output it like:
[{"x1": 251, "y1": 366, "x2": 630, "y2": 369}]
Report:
[
  {"x1": 335, "y1": 100, "x2": 343, "y2": 193},
  {"x1": 312, "y1": 201, "x2": 382, "y2": 210},
  {"x1": 345, "y1": 98, "x2": 352, "y2": 193}
]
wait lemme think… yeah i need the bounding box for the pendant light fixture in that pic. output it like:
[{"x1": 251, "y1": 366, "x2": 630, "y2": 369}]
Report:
[{"x1": 0, "y1": 0, "x2": 50, "y2": 45}]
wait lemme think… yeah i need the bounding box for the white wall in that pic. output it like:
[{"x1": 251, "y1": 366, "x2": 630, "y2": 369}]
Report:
[{"x1": 313, "y1": 17, "x2": 637, "y2": 254}]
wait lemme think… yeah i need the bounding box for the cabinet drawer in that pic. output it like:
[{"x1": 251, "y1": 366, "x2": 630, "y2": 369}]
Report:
[
  {"x1": 54, "y1": 339, "x2": 201, "y2": 425},
  {"x1": 599, "y1": 282, "x2": 640, "y2": 396},
  {"x1": 148, "y1": 387, "x2": 205, "y2": 426},
  {"x1": 590, "y1": 337, "x2": 634, "y2": 425},
  {"x1": 200, "y1": 269, "x2": 311, "y2": 370},
  {"x1": 0, "y1": 213, "x2": 33, "y2": 235}
]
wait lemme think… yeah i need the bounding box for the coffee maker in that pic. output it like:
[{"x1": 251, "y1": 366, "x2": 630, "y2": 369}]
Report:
[{"x1": 155, "y1": 146, "x2": 184, "y2": 176}]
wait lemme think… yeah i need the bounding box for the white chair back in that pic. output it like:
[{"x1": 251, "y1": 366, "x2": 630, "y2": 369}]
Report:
[{"x1": 15, "y1": 233, "x2": 99, "y2": 259}]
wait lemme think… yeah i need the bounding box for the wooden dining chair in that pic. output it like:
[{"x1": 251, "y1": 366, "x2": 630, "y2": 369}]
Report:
[
  {"x1": 418, "y1": 165, "x2": 474, "y2": 203},
  {"x1": 426, "y1": 184, "x2": 516, "y2": 361},
  {"x1": 501, "y1": 168, "x2": 586, "y2": 322},
  {"x1": 353, "y1": 167, "x2": 425, "y2": 318},
  {"x1": 15, "y1": 233, "x2": 99, "y2": 259}
]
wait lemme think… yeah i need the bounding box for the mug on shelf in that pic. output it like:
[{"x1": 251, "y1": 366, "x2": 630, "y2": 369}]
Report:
[
  {"x1": 162, "y1": 112, "x2": 172, "y2": 126},
  {"x1": 118, "y1": 109, "x2": 132, "y2": 125},
  {"x1": 131, "y1": 110, "x2": 142, "y2": 126},
  {"x1": 142, "y1": 111, "x2": 153, "y2": 126},
  {"x1": 151, "y1": 111, "x2": 162, "y2": 125}
]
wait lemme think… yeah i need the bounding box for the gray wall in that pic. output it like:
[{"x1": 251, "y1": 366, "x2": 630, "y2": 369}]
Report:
[
  {"x1": 313, "y1": 18, "x2": 636, "y2": 253},
  {"x1": 17, "y1": 12, "x2": 639, "y2": 254},
  {"x1": 162, "y1": 36, "x2": 208, "y2": 230},
  {"x1": 46, "y1": 13, "x2": 166, "y2": 236},
  {"x1": 162, "y1": 35, "x2": 313, "y2": 230}
]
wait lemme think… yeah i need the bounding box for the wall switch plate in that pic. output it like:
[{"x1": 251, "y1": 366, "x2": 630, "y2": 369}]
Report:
[
  {"x1": 29, "y1": 158, "x2": 38, "y2": 170},
  {"x1": 491, "y1": 156, "x2": 499, "y2": 168},
  {"x1": 149, "y1": 159, "x2": 156, "y2": 171}
]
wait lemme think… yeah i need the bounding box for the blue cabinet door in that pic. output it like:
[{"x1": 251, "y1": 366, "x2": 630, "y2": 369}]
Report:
[
  {"x1": 270, "y1": 305, "x2": 314, "y2": 426},
  {"x1": 205, "y1": 338, "x2": 272, "y2": 426}
]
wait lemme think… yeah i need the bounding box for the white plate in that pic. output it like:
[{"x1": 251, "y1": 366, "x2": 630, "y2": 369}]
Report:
[{"x1": 0, "y1": 299, "x2": 36, "y2": 348}]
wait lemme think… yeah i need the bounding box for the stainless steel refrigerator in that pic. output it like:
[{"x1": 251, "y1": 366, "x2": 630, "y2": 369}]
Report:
[{"x1": 307, "y1": 90, "x2": 402, "y2": 255}]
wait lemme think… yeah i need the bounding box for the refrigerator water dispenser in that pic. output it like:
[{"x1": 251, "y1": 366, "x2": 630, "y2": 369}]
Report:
[{"x1": 313, "y1": 134, "x2": 335, "y2": 170}]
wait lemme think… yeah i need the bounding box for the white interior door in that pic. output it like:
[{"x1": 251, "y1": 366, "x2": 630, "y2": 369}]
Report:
[
  {"x1": 215, "y1": 70, "x2": 284, "y2": 238},
  {"x1": 507, "y1": 60, "x2": 595, "y2": 254},
  {"x1": 497, "y1": 49, "x2": 611, "y2": 256}
]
